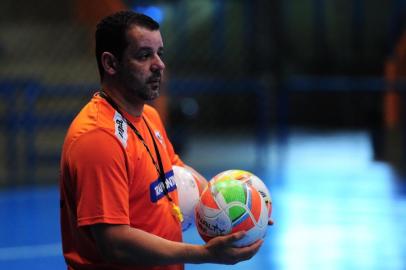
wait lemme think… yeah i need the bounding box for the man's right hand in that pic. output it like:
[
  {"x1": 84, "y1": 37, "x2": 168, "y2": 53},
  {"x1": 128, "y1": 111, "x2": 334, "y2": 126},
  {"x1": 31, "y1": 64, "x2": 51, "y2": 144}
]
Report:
[{"x1": 203, "y1": 231, "x2": 264, "y2": 265}]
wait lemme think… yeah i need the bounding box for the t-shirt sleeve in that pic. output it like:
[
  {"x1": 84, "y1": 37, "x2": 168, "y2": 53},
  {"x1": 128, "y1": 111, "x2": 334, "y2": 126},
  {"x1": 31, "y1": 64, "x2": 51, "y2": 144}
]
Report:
[{"x1": 67, "y1": 129, "x2": 130, "y2": 227}]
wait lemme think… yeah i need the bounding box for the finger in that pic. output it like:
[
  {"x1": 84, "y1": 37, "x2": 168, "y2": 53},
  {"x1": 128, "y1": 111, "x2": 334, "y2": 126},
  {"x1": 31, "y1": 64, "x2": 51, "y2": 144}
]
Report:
[
  {"x1": 224, "y1": 231, "x2": 246, "y2": 244},
  {"x1": 238, "y1": 239, "x2": 264, "y2": 259},
  {"x1": 247, "y1": 239, "x2": 263, "y2": 249}
]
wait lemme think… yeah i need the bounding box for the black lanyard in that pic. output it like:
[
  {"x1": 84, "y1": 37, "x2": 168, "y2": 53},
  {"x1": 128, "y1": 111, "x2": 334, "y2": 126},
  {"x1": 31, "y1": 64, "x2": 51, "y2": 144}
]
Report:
[{"x1": 99, "y1": 91, "x2": 173, "y2": 202}]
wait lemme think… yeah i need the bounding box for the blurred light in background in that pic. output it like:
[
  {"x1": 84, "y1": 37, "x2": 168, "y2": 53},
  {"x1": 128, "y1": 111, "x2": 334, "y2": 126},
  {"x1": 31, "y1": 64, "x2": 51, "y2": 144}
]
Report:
[{"x1": 133, "y1": 5, "x2": 164, "y2": 24}]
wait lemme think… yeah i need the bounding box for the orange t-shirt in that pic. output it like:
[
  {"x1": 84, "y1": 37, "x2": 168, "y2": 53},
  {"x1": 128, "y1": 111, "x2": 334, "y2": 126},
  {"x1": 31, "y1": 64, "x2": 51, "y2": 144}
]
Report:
[{"x1": 60, "y1": 93, "x2": 184, "y2": 270}]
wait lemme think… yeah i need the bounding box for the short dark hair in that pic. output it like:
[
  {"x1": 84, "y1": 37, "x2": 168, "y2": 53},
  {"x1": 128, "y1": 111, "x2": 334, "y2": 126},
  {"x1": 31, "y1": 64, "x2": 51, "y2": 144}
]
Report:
[{"x1": 95, "y1": 10, "x2": 160, "y2": 80}]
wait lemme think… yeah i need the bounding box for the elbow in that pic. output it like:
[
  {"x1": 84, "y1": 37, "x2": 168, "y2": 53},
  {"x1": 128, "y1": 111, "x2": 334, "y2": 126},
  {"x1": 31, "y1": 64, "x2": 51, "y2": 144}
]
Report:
[
  {"x1": 97, "y1": 244, "x2": 130, "y2": 265},
  {"x1": 90, "y1": 224, "x2": 142, "y2": 265}
]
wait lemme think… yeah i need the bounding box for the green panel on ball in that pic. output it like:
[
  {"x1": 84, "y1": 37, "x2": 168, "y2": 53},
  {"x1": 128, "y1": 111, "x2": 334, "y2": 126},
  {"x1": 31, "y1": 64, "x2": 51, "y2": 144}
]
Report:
[
  {"x1": 229, "y1": 205, "x2": 246, "y2": 222},
  {"x1": 214, "y1": 179, "x2": 246, "y2": 221}
]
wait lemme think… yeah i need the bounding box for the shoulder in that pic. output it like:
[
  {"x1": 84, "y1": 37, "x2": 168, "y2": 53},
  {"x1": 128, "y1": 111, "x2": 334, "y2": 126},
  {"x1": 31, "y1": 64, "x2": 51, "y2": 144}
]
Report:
[
  {"x1": 63, "y1": 96, "x2": 128, "y2": 157},
  {"x1": 64, "y1": 128, "x2": 126, "y2": 168},
  {"x1": 68, "y1": 94, "x2": 114, "y2": 132}
]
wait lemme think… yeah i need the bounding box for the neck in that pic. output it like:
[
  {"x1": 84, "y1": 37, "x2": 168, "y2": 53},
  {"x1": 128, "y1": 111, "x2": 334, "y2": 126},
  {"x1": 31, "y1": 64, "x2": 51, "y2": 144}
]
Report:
[{"x1": 101, "y1": 81, "x2": 144, "y2": 117}]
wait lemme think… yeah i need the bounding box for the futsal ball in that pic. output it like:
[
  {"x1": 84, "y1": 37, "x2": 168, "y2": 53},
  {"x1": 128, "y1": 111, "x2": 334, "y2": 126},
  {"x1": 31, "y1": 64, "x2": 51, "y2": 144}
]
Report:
[
  {"x1": 173, "y1": 165, "x2": 205, "y2": 231},
  {"x1": 213, "y1": 169, "x2": 272, "y2": 218},
  {"x1": 195, "y1": 173, "x2": 268, "y2": 247}
]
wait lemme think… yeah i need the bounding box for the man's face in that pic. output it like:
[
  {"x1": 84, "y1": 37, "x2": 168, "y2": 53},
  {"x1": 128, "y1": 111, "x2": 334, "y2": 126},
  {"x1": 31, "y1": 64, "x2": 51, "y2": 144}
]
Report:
[{"x1": 117, "y1": 25, "x2": 165, "y2": 102}]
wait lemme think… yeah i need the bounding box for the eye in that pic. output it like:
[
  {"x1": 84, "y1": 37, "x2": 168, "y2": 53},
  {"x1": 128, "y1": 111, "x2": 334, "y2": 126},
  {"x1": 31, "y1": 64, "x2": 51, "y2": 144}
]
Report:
[
  {"x1": 136, "y1": 52, "x2": 151, "y2": 61},
  {"x1": 135, "y1": 49, "x2": 153, "y2": 61}
]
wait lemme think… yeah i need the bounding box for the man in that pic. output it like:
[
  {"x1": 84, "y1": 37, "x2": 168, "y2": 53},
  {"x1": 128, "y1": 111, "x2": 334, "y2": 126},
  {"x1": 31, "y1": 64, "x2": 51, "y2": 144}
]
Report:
[{"x1": 60, "y1": 10, "x2": 265, "y2": 270}]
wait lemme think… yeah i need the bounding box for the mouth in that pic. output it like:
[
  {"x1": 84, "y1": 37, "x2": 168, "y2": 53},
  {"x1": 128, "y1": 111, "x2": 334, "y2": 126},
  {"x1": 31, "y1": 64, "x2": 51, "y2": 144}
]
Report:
[
  {"x1": 148, "y1": 76, "x2": 161, "y2": 84},
  {"x1": 148, "y1": 81, "x2": 160, "y2": 90},
  {"x1": 148, "y1": 79, "x2": 161, "y2": 91}
]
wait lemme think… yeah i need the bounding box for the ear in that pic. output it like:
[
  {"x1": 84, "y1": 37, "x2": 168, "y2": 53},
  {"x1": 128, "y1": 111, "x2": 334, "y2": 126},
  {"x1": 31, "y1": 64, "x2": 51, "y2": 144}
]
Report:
[{"x1": 101, "y1": 52, "x2": 119, "y2": 76}]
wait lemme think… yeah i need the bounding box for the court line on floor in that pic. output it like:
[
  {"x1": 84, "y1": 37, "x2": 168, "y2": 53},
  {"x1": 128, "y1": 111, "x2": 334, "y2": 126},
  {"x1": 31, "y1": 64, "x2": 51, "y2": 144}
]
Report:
[{"x1": 0, "y1": 243, "x2": 61, "y2": 260}]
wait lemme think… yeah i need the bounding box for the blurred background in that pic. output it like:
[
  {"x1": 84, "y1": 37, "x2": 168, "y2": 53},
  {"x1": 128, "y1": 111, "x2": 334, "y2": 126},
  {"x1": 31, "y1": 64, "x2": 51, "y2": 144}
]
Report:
[{"x1": 0, "y1": 0, "x2": 406, "y2": 269}]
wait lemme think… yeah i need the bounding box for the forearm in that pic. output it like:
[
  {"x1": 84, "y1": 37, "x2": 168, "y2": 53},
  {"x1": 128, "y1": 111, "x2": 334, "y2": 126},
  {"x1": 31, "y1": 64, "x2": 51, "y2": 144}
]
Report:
[
  {"x1": 114, "y1": 227, "x2": 211, "y2": 265},
  {"x1": 92, "y1": 224, "x2": 209, "y2": 266},
  {"x1": 118, "y1": 226, "x2": 261, "y2": 266}
]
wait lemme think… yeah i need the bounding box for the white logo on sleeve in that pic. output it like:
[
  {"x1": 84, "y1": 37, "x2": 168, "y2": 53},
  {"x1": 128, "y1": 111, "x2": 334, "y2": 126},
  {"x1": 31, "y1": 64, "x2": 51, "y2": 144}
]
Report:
[{"x1": 114, "y1": 111, "x2": 128, "y2": 148}]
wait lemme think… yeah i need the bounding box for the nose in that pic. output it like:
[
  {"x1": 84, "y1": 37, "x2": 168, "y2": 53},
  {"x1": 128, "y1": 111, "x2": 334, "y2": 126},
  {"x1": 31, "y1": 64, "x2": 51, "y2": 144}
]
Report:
[{"x1": 151, "y1": 54, "x2": 165, "y2": 72}]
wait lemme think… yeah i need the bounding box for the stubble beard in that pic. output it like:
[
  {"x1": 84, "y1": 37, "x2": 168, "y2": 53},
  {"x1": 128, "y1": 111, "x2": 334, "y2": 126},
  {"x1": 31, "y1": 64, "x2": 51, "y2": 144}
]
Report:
[
  {"x1": 137, "y1": 81, "x2": 160, "y2": 101},
  {"x1": 144, "y1": 73, "x2": 162, "y2": 101},
  {"x1": 120, "y1": 74, "x2": 161, "y2": 102}
]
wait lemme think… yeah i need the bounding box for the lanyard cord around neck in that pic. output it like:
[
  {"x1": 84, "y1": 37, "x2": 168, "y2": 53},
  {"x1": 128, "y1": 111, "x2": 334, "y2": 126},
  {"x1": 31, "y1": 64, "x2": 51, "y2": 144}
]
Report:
[{"x1": 99, "y1": 91, "x2": 173, "y2": 202}]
